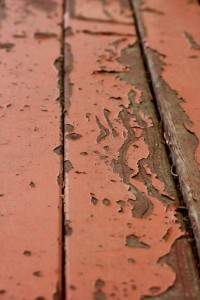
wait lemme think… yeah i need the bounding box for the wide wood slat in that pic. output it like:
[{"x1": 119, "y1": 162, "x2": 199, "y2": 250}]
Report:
[
  {"x1": 0, "y1": 1, "x2": 63, "y2": 298},
  {"x1": 64, "y1": 0, "x2": 200, "y2": 298}
]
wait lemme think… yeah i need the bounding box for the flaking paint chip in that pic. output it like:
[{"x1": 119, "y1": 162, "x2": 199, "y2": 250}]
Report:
[
  {"x1": 29, "y1": 181, "x2": 35, "y2": 188},
  {"x1": 65, "y1": 124, "x2": 75, "y2": 132},
  {"x1": 64, "y1": 160, "x2": 74, "y2": 173},
  {"x1": 125, "y1": 234, "x2": 150, "y2": 249},
  {"x1": 33, "y1": 271, "x2": 42, "y2": 277},
  {"x1": 127, "y1": 258, "x2": 135, "y2": 264},
  {"x1": 23, "y1": 250, "x2": 32, "y2": 256},
  {"x1": 66, "y1": 133, "x2": 82, "y2": 140},
  {"x1": 53, "y1": 145, "x2": 63, "y2": 155},
  {"x1": 95, "y1": 279, "x2": 105, "y2": 289},
  {"x1": 69, "y1": 284, "x2": 76, "y2": 290},
  {"x1": 102, "y1": 198, "x2": 111, "y2": 206},
  {"x1": 90, "y1": 195, "x2": 98, "y2": 205}
]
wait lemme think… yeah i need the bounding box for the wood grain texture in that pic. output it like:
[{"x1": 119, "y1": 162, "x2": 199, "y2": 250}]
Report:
[
  {"x1": 64, "y1": 0, "x2": 200, "y2": 298},
  {"x1": 132, "y1": 0, "x2": 200, "y2": 260}
]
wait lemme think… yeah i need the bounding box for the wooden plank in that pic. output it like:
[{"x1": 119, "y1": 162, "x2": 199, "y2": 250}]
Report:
[
  {"x1": 64, "y1": 0, "x2": 200, "y2": 298},
  {"x1": 0, "y1": 0, "x2": 63, "y2": 299},
  {"x1": 132, "y1": 0, "x2": 200, "y2": 258}
]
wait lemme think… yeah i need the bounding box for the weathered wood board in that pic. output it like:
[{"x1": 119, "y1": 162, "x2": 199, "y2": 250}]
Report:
[
  {"x1": 132, "y1": 0, "x2": 200, "y2": 259},
  {"x1": 64, "y1": 0, "x2": 200, "y2": 299},
  {"x1": 0, "y1": 0, "x2": 63, "y2": 298}
]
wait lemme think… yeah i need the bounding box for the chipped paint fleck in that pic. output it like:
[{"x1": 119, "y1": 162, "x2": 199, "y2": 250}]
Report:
[{"x1": 64, "y1": 0, "x2": 183, "y2": 299}]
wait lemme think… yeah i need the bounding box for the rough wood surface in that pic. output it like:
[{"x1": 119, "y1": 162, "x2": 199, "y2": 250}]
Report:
[
  {"x1": 132, "y1": 0, "x2": 200, "y2": 260},
  {"x1": 64, "y1": 0, "x2": 200, "y2": 298}
]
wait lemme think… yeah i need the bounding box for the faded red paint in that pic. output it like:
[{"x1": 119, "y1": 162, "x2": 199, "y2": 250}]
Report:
[
  {"x1": 139, "y1": 0, "x2": 200, "y2": 165},
  {"x1": 64, "y1": 0, "x2": 183, "y2": 299},
  {"x1": 68, "y1": 0, "x2": 134, "y2": 23},
  {"x1": 133, "y1": 0, "x2": 200, "y2": 258},
  {"x1": 0, "y1": 0, "x2": 62, "y2": 299}
]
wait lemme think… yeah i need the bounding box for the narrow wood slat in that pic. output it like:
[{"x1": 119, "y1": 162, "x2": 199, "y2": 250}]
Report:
[
  {"x1": 132, "y1": 0, "x2": 200, "y2": 259},
  {"x1": 64, "y1": 0, "x2": 200, "y2": 298},
  {"x1": 0, "y1": 1, "x2": 63, "y2": 298}
]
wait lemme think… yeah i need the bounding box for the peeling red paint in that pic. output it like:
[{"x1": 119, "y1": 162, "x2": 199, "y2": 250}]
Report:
[
  {"x1": 64, "y1": 1, "x2": 183, "y2": 298},
  {"x1": 132, "y1": 0, "x2": 200, "y2": 260},
  {"x1": 139, "y1": 0, "x2": 200, "y2": 166},
  {"x1": 143, "y1": 164, "x2": 165, "y2": 194},
  {"x1": 138, "y1": 110, "x2": 153, "y2": 128},
  {"x1": 69, "y1": 0, "x2": 134, "y2": 24},
  {"x1": 0, "y1": 0, "x2": 62, "y2": 298}
]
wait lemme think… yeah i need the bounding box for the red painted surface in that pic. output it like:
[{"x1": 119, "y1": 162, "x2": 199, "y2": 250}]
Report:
[
  {"x1": 133, "y1": 0, "x2": 200, "y2": 258},
  {"x1": 1, "y1": 0, "x2": 199, "y2": 298},
  {"x1": 0, "y1": 0, "x2": 62, "y2": 298},
  {"x1": 64, "y1": 1, "x2": 183, "y2": 299},
  {"x1": 139, "y1": 0, "x2": 200, "y2": 165}
]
